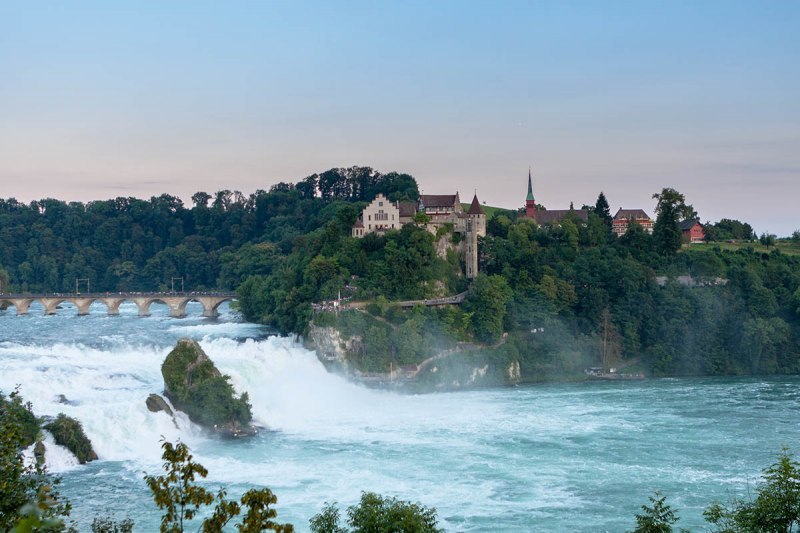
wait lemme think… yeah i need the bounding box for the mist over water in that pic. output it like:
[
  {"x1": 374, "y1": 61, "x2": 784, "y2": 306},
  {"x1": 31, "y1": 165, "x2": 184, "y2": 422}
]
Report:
[{"x1": 1, "y1": 302, "x2": 799, "y2": 531}]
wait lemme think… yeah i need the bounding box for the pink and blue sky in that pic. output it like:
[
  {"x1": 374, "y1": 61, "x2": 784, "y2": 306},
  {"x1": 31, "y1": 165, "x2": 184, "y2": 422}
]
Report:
[{"x1": 1, "y1": 1, "x2": 798, "y2": 235}]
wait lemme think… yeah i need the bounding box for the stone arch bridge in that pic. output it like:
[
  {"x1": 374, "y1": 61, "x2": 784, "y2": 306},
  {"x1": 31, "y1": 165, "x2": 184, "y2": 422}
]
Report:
[{"x1": 0, "y1": 292, "x2": 236, "y2": 318}]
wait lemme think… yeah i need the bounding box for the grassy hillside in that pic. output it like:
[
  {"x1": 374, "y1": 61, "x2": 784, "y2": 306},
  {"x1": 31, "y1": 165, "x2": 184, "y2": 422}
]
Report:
[
  {"x1": 461, "y1": 203, "x2": 515, "y2": 219},
  {"x1": 683, "y1": 241, "x2": 800, "y2": 256}
]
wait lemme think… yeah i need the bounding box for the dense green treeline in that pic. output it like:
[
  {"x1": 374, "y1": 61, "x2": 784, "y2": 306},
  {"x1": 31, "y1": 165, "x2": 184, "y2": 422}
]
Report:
[
  {"x1": 0, "y1": 167, "x2": 417, "y2": 294},
  {"x1": 297, "y1": 188, "x2": 800, "y2": 380},
  {"x1": 478, "y1": 209, "x2": 800, "y2": 377},
  {"x1": 1, "y1": 168, "x2": 799, "y2": 378}
]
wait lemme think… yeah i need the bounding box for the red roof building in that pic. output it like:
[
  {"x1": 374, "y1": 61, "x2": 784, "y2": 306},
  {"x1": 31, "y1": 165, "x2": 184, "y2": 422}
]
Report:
[
  {"x1": 679, "y1": 220, "x2": 705, "y2": 243},
  {"x1": 612, "y1": 208, "x2": 654, "y2": 236},
  {"x1": 523, "y1": 169, "x2": 589, "y2": 224}
]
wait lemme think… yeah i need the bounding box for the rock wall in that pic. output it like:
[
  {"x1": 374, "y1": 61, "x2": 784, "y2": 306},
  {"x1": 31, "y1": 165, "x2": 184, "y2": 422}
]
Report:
[{"x1": 306, "y1": 324, "x2": 360, "y2": 366}]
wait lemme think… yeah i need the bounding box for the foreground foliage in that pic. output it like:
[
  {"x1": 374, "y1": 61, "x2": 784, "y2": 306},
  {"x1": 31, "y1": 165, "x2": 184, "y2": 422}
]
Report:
[
  {"x1": 0, "y1": 389, "x2": 72, "y2": 531},
  {"x1": 632, "y1": 449, "x2": 800, "y2": 532},
  {"x1": 310, "y1": 492, "x2": 442, "y2": 533},
  {"x1": 631, "y1": 491, "x2": 686, "y2": 533},
  {"x1": 704, "y1": 448, "x2": 800, "y2": 532},
  {"x1": 145, "y1": 440, "x2": 293, "y2": 532}
]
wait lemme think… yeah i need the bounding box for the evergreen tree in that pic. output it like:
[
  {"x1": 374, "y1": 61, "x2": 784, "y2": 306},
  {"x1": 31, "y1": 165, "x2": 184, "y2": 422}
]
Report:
[
  {"x1": 632, "y1": 492, "x2": 685, "y2": 533},
  {"x1": 594, "y1": 192, "x2": 612, "y2": 227}
]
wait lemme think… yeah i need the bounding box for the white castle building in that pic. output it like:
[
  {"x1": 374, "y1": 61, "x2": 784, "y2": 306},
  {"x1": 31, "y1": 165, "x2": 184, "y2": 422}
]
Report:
[{"x1": 352, "y1": 192, "x2": 486, "y2": 278}]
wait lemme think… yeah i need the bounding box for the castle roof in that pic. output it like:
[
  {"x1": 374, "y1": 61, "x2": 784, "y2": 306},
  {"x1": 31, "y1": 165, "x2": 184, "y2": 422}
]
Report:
[
  {"x1": 352, "y1": 218, "x2": 364, "y2": 228},
  {"x1": 398, "y1": 201, "x2": 418, "y2": 217},
  {"x1": 614, "y1": 208, "x2": 651, "y2": 220},
  {"x1": 467, "y1": 193, "x2": 484, "y2": 215},
  {"x1": 534, "y1": 209, "x2": 589, "y2": 224},
  {"x1": 679, "y1": 219, "x2": 702, "y2": 230},
  {"x1": 420, "y1": 194, "x2": 458, "y2": 208}
]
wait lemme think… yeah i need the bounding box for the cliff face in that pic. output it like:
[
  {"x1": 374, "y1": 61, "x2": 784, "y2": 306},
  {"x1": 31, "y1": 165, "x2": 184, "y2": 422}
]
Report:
[
  {"x1": 306, "y1": 322, "x2": 520, "y2": 391},
  {"x1": 161, "y1": 338, "x2": 255, "y2": 437},
  {"x1": 305, "y1": 324, "x2": 357, "y2": 365}
]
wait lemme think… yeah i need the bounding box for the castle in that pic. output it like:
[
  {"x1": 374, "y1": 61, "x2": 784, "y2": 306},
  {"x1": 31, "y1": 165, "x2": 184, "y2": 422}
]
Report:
[{"x1": 352, "y1": 192, "x2": 485, "y2": 278}]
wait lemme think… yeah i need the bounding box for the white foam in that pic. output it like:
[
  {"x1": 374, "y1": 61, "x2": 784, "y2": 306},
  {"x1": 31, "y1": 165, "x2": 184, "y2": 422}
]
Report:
[
  {"x1": 0, "y1": 341, "x2": 203, "y2": 465},
  {"x1": 22, "y1": 430, "x2": 80, "y2": 473}
]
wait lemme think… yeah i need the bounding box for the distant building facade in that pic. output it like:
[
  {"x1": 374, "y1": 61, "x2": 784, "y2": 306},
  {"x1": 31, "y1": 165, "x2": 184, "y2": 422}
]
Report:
[
  {"x1": 351, "y1": 193, "x2": 400, "y2": 237},
  {"x1": 679, "y1": 220, "x2": 705, "y2": 243},
  {"x1": 352, "y1": 191, "x2": 485, "y2": 278},
  {"x1": 612, "y1": 208, "x2": 654, "y2": 236}
]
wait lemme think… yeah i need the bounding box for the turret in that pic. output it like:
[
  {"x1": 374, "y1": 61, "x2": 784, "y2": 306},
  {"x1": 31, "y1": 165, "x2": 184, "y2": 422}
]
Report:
[{"x1": 467, "y1": 192, "x2": 486, "y2": 237}]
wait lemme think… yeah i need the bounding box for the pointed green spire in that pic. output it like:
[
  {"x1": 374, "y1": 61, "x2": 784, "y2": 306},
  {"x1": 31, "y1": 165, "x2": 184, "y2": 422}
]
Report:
[{"x1": 526, "y1": 167, "x2": 534, "y2": 201}]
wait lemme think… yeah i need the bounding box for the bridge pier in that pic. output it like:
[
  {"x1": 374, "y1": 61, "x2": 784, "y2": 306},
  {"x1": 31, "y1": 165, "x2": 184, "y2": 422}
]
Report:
[
  {"x1": 73, "y1": 298, "x2": 95, "y2": 316},
  {"x1": 197, "y1": 296, "x2": 228, "y2": 319},
  {"x1": 7, "y1": 299, "x2": 31, "y2": 315},
  {"x1": 99, "y1": 298, "x2": 124, "y2": 316},
  {"x1": 40, "y1": 298, "x2": 62, "y2": 316}
]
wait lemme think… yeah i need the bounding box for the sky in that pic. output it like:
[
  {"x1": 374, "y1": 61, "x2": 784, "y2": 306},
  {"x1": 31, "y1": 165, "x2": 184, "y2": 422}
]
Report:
[{"x1": 1, "y1": 1, "x2": 798, "y2": 235}]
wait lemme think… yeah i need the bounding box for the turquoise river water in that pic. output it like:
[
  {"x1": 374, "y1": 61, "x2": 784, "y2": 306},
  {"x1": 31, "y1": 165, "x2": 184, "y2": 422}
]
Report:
[{"x1": 0, "y1": 301, "x2": 798, "y2": 531}]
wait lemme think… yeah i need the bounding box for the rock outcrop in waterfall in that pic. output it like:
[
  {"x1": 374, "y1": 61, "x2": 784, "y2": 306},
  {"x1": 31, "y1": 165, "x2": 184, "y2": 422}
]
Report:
[{"x1": 161, "y1": 338, "x2": 255, "y2": 438}]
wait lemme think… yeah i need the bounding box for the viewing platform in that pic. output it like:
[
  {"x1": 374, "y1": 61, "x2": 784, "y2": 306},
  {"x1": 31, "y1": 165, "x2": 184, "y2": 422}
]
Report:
[{"x1": 0, "y1": 292, "x2": 236, "y2": 318}]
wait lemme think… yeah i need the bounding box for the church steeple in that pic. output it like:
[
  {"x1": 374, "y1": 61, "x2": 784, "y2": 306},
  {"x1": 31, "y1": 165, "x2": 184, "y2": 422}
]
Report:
[
  {"x1": 526, "y1": 167, "x2": 534, "y2": 202},
  {"x1": 525, "y1": 167, "x2": 537, "y2": 219}
]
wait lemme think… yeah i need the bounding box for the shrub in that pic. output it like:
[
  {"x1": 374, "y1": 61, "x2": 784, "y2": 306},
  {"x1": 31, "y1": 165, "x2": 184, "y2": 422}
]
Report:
[{"x1": 44, "y1": 414, "x2": 97, "y2": 464}]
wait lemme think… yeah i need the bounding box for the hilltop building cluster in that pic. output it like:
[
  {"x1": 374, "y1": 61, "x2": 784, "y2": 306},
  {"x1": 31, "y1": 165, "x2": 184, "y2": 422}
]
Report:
[
  {"x1": 523, "y1": 169, "x2": 705, "y2": 242},
  {"x1": 352, "y1": 192, "x2": 485, "y2": 279},
  {"x1": 351, "y1": 170, "x2": 706, "y2": 280}
]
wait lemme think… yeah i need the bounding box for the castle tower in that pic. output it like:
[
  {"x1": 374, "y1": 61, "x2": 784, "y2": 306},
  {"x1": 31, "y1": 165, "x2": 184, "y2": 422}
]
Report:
[
  {"x1": 465, "y1": 192, "x2": 485, "y2": 279},
  {"x1": 525, "y1": 167, "x2": 537, "y2": 219}
]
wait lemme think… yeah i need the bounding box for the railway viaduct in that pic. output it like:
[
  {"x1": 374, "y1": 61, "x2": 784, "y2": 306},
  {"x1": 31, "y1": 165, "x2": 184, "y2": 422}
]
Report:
[{"x1": 0, "y1": 292, "x2": 235, "y2": 318}]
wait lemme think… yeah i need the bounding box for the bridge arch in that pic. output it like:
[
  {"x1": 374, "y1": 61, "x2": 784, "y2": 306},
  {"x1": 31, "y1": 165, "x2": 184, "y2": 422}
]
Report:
[
  {"x1": 133, "y1": 298, "x2": 173, "y2": 318},
  {"x1": 196, "y1": 296, "x2": 235, "y2": 318},
  {"x1": 0, "y1": 298, "x2": 30, "y2": 316}
]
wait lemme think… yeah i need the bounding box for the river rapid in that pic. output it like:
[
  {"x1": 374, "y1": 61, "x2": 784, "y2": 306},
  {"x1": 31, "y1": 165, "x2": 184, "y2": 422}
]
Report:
[{"x1": 1, "y1": 301, "x2": 798, "y2": 531}]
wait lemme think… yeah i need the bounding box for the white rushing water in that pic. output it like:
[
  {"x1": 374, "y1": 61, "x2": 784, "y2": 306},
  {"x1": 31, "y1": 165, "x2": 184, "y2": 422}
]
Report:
[{"x1": 1, "y1": 302, "x2": 799, "y2": 531}]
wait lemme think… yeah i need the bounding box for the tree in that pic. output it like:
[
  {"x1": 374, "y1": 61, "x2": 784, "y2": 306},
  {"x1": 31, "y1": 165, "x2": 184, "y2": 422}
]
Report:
[
  {"x1": 705, "y1": 448, "x2": 800, "y2": 532},
  {"x1": 760, "y1": 233, "x2": 777, "y2": 247},
  {"x1": 309, "y1": 503, "x2": 346, "y2": 533},
  {"x1": 145, "y1": 440, "x2": 293, "y2": 532},
  {"x1": 464, "y1": 274, "x2": 513, "y2": 343},
  {"x1": 0, "y1": 388, "x2": 72, "y2": 531},
  {"x1": 792, "y1": 287, "x2": 800, "y2": 318},
  {"x1": 594, "y1": 191, "x2": 612, "y2": 227},
  {"x1": 191, "y1": 192, "x2": 212, "y2": 209},
  {"x1": 652, "y1": 188, "x2": 694, "y2": 255},
  {"x1": 631, "y1": 492, "x2": 684, "y2": 533},
  {"x1": 91, "y1": 516, "x2": 134, "y2": 532},
  {"x1": 145, "y1": 441, "x2": 215, "y2": 532},
  {"x1": 0, "y1": 263, "x2": 9, "y2": 292},
  {"x1": 309, "y1": 492, "x2": 442, "y2": 533}
]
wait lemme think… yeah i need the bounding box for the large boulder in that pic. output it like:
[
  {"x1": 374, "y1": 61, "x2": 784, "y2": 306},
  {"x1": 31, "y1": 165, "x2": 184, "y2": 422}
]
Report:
[
  {"x1": 145, "y1": 393, "x2": 174, "y2": 417},
  {"x1": 43, "y1": 414, "x2": 98, "y2": 464},
  {"x1": 161, "y1": 338, "x2": 255, "y2": 438}
]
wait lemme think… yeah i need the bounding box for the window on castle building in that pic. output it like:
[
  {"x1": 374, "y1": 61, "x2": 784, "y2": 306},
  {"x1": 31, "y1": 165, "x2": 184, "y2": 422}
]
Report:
[{"x1": 379, "y1": 201, "x2": 383, "y2": 206}]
